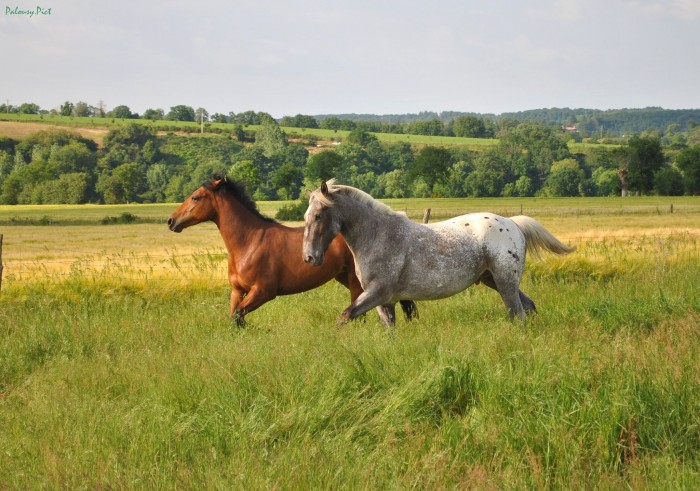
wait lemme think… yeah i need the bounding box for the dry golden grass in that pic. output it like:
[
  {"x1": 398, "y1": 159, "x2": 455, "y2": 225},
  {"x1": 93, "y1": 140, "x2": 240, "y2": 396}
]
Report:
[
  {"x1": 2, "y1": 222, "x2": 227, "y2": 282},
  {"x1": 3, "y1": 206, "x2": 699, "y2": 286},
  {"x1": 0, "y1": 121, "x2": 109, "y2": 146}
]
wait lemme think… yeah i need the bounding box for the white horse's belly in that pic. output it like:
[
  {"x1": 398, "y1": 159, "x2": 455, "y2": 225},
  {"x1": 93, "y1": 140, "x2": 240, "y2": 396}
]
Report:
[{"x1": 392, "y1": 227, "x2": 485, "y2": 301}]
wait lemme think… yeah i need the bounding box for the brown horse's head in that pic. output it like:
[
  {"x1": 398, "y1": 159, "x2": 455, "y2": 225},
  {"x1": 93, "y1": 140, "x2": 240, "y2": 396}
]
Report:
[{"x1": 168, "y1": 177, "x2": 224, "y2": 233}]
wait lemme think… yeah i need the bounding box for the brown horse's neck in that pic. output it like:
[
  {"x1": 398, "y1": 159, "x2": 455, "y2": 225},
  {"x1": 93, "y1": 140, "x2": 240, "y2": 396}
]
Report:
[{"x1": 213, "y1": 193, "x2": 272, "y2": 255}]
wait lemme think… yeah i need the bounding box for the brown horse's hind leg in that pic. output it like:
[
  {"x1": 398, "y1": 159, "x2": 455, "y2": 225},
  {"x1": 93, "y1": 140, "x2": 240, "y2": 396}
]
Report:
[
  {"x1": 376, "y1": 304, "x2": 397, "y2": 326},
  {"x1": 333, "y1": 270, "x2": 364, "y2": 302}
]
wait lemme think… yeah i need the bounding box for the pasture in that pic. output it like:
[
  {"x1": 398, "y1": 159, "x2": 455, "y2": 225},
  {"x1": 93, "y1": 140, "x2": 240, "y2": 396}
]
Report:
[
  {"x1": 1, "y1": 197, "x2": 699, "y2": 488},
  {"x1": 0, "y1": 114, "x2": 612, "y2": 152}
]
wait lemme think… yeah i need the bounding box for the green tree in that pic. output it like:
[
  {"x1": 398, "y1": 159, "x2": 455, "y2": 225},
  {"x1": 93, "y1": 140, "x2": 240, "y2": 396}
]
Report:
[
  {"x1": 49, "y1": 141, "x2": 97, "y2": 174},
  {"x1": 0, "y1": 150, "x2": 12, "y2": 183},
  {"x1": 545, "y1": 159, "x2": 584, "y2": 197},
  {"x1": 195, "y1": 108, "x2": 209, "y2": 123},
  {"x1": 406, "y1": 146, "x2": 452, "y2": 195},
  {"x1": 280, "y1": 114, "x2": 318, "y2": 128},
  {"x1": 144, "y1": 163, "x2": 169, "y2": 202},
  {"x1": 60, "y1": 101, "x2": 74, "y2": 116},
  {"x1": 254, "y1": 120, "x2": 288, "y2": 157},
  {"x1": 438, "y1": 160, "x2": 473, "y2": 197},
  {"x1": 376, "y1": 169, "x2": 408, "y2": 198},
  {"x1": 74, "y1": 101, "x2": 91, "y2": 117},
  {"x1": 653, "y1": 166, "x2": 684, "y2": 195},
  {"x1": 452, "y1": 115, "x2": 486, "y2": 137},
  {"x1": 271, "y1": 162, "x2": 304, "y2": 200},
  {"x1": 304, "y1": 151, "x2": 344, "y2": 184},
  {"x1": 592, "y1": 168, "x2": 620, "y2": 196},
  {"x1": 143, "y1": 108, "x2": 164, "y2": 120},
  {"x1": 675, "y1": 145, "x2": 700, "y2": 195},
  {"x1": 626, "y1": 135, "x2": 664, "y2": 194},
  {"x1": 345, "y1": 128, "x2": 378, "y2": 147},
  {"x1": 110, "y1": 105, "x2": 135, "y2": 119},
  {"x1": 100, "y1": 124, "x2": 158, "y2": 170},
  {"x1": 502, "y1": 175, "x2": 534, "y2": 197},
  {"x1": 1, "y1": 173, "x2": 22, "y2": 204},
  {"x1": 228, "y1": 160, "x2": 261, "y2": 190},
  {"x1": 18, "y1": 103, "x2": 40, "y2": 114},
  {"x1": 96, "y1": 163, "x2": 142, "y2": 203},
  {"x1": 167, "y1": 105, "x2": 195, "y2": 122},
  {"x1": 165, "y1": 174, "x2": 188, "y2": 202},
  {"x1": 40, "y1": 173, "x2": 89, "y2": 204},
  {"x1": 464, "y1": 151, "x2": 509, "y2": 197},
  {"x1": 498, "y1": 122, "x2": 571, "y2": 190}
]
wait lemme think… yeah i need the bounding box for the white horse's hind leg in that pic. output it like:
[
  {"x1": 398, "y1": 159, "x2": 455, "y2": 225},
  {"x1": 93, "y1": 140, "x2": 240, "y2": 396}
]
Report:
[
  {"x1": 478, "y1": 271, "x2": 531, "y2": 319},
  {"x1": 498, "y1": 287, "x2": 526, "y2": 320},
  {"x1": 519, "y1": 290, "x2": 537, "y2": 313}
]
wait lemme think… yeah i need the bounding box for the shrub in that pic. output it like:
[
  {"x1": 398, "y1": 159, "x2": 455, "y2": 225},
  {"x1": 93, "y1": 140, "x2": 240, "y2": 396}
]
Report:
[{"x1": 275, "y1": 198, "x2": 308, "y2": 221}]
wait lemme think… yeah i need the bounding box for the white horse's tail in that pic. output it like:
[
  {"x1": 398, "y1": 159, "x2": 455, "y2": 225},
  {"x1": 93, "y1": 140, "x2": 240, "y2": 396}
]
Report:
[{"x1": 510, "y1": 215, "x2": 575, "y2": 260}]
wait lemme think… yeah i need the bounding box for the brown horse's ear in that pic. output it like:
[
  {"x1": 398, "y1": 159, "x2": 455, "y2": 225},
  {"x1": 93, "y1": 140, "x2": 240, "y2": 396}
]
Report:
[{"x1": 321, "y1": 181, "x2": 329, "y2": 197}]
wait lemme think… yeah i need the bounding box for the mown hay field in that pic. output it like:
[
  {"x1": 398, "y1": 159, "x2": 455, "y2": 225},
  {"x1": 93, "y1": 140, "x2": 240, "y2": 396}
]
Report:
[{"x1": 1, "y1": 196, "x2": 699, "y2": 489}]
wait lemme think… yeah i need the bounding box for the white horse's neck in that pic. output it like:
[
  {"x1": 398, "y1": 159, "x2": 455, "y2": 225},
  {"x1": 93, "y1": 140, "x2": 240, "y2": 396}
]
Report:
[{"x1": 334, "y1": 191, "x2": 396, "y2": 258}]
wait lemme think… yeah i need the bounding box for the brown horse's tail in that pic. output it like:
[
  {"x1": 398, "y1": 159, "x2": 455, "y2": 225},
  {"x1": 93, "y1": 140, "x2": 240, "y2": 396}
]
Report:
[{"x1": 510, "y1": 215, "x2": 575, "y2": 260}]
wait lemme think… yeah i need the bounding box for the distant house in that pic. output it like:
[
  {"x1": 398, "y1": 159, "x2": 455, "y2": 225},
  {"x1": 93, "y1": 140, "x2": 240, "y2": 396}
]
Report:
[{"x1": 561, "y1": 125, "x2": 578, "y2": 132}]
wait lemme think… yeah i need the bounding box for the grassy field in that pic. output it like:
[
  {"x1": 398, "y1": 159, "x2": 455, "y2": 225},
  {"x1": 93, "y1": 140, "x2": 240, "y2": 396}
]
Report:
[
  {"x1": 1, "y1": 197, "x2": 699, "y2": 488},
  {"x1": 0, "y1": 113, "x2": 617, "y2": 152}
]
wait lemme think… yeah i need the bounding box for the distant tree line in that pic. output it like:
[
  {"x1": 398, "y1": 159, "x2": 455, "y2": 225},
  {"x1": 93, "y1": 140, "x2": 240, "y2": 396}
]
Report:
[
  {"x1": 4, "y1": 102, "x2": 699, "y2": 139},
  {"x1": 1, "y1": 120, "x2": 699, "y2": 205}
]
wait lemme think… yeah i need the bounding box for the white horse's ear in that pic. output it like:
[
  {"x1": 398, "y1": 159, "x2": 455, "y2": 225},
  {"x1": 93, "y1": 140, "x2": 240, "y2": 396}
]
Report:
[{"x1": 321, "y1": 181, "x2": 329, "y2": 197}]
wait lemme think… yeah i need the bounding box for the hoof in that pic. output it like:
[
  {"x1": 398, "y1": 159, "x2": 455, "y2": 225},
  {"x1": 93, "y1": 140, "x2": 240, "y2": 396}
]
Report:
[
  {"x1": 232, "y1": 311, "x2": 247, "y2": 327},
  {"x1": 337, "y1": 308, "x2": 352, "y2": 326}
]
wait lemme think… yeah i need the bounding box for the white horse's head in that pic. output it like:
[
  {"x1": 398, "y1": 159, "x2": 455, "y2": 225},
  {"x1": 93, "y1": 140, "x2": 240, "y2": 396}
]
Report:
[{"x1": 302, "y1": 180, "x2": 342, "y2": 266}]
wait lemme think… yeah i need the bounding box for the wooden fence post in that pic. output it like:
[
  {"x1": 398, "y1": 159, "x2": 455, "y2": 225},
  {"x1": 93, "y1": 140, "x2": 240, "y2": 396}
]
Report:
[
  {"x1": 0, "y1": 234, "x2": 3, "y2": 295},
  {"x1": 422, "y1": 208, "x2": 431, "y2": 224}
]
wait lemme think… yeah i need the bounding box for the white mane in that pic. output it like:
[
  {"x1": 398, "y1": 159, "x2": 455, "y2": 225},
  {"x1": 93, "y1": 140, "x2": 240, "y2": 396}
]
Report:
[{"x1": 315, "y1": 179, "x2": 395, "y2": 215}]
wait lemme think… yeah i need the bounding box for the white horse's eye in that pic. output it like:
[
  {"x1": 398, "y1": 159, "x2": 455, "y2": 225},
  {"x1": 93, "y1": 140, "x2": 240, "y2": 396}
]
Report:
[{"x1": 315, "y1": 214, "x2": 322, "y2": 221}]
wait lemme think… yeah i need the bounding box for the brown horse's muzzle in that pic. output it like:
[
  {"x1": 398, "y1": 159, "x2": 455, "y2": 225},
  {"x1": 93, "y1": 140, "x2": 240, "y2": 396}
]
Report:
[{"x1": 167, "y1": 217, "x2": 183, "y2": 233}]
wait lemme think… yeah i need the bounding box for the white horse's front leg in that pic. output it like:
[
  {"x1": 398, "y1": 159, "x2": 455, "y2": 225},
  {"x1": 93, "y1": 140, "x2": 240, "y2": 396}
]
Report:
[{"x1": 338, "y1": 288, "x2": 390, "y2": 325}]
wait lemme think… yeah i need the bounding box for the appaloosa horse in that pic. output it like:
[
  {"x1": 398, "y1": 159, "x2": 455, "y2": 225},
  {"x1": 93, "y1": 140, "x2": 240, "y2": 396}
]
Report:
[
  {"x1": 168, "y1": 176, "x2": 417, "y2": 325},
  {"x1": 303, "y1": 180, "x2": 574, "y2": 326}
]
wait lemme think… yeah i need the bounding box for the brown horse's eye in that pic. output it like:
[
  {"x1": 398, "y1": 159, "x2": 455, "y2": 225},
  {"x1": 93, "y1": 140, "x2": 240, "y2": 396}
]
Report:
[{"x1": 192, "y1": 196, "x2": 200, "y2": 202}]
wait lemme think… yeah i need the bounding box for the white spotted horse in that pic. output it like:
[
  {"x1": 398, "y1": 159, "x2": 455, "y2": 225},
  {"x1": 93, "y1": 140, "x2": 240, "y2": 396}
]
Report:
[{"x1": 302, "y1": 180, "x2": 574, "y2": 326}]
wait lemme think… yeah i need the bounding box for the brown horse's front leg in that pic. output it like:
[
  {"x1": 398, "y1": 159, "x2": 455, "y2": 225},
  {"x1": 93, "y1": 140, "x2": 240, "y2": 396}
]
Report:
[
  {"x1": 229, "y1": 288, "x2": 246, "y2": 326},
  {"x1": 232, "y1": 285, "x2": 275, "y2": 325}
]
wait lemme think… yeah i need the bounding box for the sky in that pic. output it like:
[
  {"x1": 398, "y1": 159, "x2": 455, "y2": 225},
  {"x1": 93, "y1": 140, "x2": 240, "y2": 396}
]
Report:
[{"x1": 1, "y1": 0, "x2": 699, "y2": 118}]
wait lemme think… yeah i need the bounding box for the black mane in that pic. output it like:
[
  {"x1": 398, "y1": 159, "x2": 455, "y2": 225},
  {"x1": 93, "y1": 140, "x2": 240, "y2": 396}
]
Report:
[{"x1": 203, "y1": 176, "x2": 276, "y2": 223}]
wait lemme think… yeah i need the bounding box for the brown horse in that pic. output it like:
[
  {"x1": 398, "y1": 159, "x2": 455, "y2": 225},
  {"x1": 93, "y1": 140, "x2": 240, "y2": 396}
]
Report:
[{"x1": 168, "y1": 176, "x2": 417, "y2": 325}]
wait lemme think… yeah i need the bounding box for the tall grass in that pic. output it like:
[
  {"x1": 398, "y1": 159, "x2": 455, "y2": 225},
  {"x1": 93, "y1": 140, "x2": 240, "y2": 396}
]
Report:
[{"x1": 1, "y1": 217, "x2": 699, "y2": 487}]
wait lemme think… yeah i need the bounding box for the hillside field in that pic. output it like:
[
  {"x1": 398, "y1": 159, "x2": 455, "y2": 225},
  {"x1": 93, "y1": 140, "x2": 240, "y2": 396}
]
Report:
[
  {"x1": 1, "y1": 197, "x2": 699, "y2": 488},
  {"x1": 0, "y1": 114, "x2": 616, "y2": 153}
]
